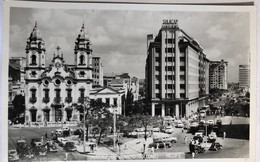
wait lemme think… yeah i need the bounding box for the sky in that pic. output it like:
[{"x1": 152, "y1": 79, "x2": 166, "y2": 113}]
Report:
[{"x1": 9, "y1": 7, "x2": 250, "y2": 82}]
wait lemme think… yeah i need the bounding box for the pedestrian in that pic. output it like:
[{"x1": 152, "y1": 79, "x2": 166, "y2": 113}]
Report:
[
  {"x1": 45, "y1": 132, "x2": 48, "y2": 139},
  {"x1": 192, "y1": 152, "x2": 195, "y2": 159},
  {"x1": 230, "y1": 120, "x2": 232, "y2": 125},
  {"x1": 182, "y1": 127, "x2": 184, "y2": 133},
  {"x1": 41, "y1": 136, "x2": 44, "y2": 143},
  {"x1": 64, "y1": 152, "x2": 68, "y2": 161},
  {"x1": 156, "y1": 142, "x2": 159, "y2": 150},
  {"x1": 51, "y1": 131, "x2": 54, "y2": 137},
  {"x1": 223, "y1": 132, "x2": 226, "y2": 139},
  {"x1": 151, "y1": 146, "x2": 154, "y2": 155},
  {"x1": 184, "y1": 136, "x2": 187, "y2": 144}
]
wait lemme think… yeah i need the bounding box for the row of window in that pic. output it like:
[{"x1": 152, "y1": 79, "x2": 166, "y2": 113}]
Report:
[
  {"x1": 155, "y1": 57, "x2": 185, "y2": 63},
  {"x1": 155, "y1": 84, "x2": 186, "y2": 89},
  {"x1": 43, "y1": 79, "x2": 73, "y2": 87},
  {"x1": 155, "y1": 66, "x2": 186, "y2": 71},
  {"x1": 155, "y1": 93, "x2": 186, "y2": 99}
]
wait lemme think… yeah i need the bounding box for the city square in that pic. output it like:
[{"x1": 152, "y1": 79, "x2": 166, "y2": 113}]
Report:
[{"x1": 6, "y1": 4, "x2": 252, "y2": 161}]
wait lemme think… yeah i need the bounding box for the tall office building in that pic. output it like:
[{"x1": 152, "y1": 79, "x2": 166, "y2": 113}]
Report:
[
  {"x1": 209, "y1": 60, "x2": 228, "y2": 90},
  {"x1": 239, "y1": 65, "x2": 250, "y2": 88},
  {"x1": 145, "y1": 19, "x2": 209, "y2": 118},
  {"x1": 92, "y1": 57, "x2": 104, "y2": 87}
]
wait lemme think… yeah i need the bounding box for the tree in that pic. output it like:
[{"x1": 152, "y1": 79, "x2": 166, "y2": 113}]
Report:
[{"x1": 9, "y1": 94, "x2": 25, "y2": 123}]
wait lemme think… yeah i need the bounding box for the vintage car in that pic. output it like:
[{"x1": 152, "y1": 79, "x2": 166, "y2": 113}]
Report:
[
  {"x1": 33, "y1": 145, "x2": 47, "y2": 156},
  {"x1": 16, "y1": 138, "x2": 27, "y2": 157},
  {"x1": 31, "y1": 138, "x2": 43, "y2": 147},
  {"x1": 64, "y1": 142, "x2": 77, "y2": 152},
  {"x1": 164, "y1": 126, "x2": 174, "y2": 134},
  {"x1": 209, "y1": 142, "x2": 222, "y2": 151},
  {"x1": 189, "y1": 142, "x2": 205, "y2": 154},
  {"x1": 148, "y1": 141, "x2": 171, "y2": 149},
  {"x1": 8, "y1": 150, "x2": 19, "y2": 161},
  {"x1": 207, "y1": 132, "x2": 217, "y2": 142}
]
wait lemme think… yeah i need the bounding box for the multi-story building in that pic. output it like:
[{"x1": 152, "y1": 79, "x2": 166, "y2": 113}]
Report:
[
  {"x1": 209, "y1": 60, "x2": 228, "y2": 90},
  {"x1": 239, "y1": 65, "x2": 250, "y2": 88},
  {"x1": 145, "y1": 19, "x2": 209, "y2": 118},
  {"x1": 92, "y1": 57, "x2": 103, "y2": 87},
  {"x1": 8, "y1": 57, "x2": 26, "y2": 109},
  {"x1": 24, "y1": 22, "x2": 124, "y2": 124}
]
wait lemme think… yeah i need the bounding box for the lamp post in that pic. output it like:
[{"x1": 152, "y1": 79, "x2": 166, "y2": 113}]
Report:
[
  {"x1": 83, "y1": 97, "x2": 90, "y2": 153},
  {"x1": 113, "y1": 105, "x2": 117, "y2": 151}
]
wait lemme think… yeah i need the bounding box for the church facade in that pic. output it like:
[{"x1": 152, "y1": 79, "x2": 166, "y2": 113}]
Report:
[{"x1": 24, "y1": 22, "x2": 124, "y2": 124}]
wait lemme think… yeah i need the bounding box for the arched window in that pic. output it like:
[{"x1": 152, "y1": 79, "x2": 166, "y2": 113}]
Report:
[
  {"x1": 79, "y1": 55, "x2": 85, "y2": 65},
  {"x1": 31, "y1": 55, "x2": 36, "y2": 65}
]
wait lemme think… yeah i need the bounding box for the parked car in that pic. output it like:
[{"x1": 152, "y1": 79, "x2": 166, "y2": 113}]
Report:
[
  {"x1": 193, "y1": 132, "x2": 204, "y2": 143},
  {"x1": 176, "y1": 121, "x2": 184, "y2": 128},
  {"x1": 148, "y1": 141, "x2": 171, "y2": 149},
  {"x1": 189, "y1": 142, "x2": 205, "y2": 154},
  {"x1": 206, "y1": 120, "x2": 214, "y2": 125},
  {"x1": 64, "y1": 142, "x2": 77, "y2": 152},
  {"x1": 17, "y1": 139, "x2": 27, "y2": 157},
  {"x1": 25, "y1": 147, "x2": 34, "y2": 159},
  {"x1": 55, "y1": 129, "x2": 63, "y2": 135},
  {"x1": 209, "y1": 142, "x2": 222, "y2": 151},
  {"x1": 164, "y1": 116, "x2": 174, "y2": 121},
  {"x1": 58, "y1": 138, "x2": 70, "y2": 147},
  {"x1": 199, "y1": 110, "x2": 206, "y2": 118},
  {"x1": 152, "y1": 127, "x2": 160, "y2": 132},
  {"x1": 8, "y1": 149, "x2": 19, "y2": 162},
  {"x1": 154, "y1": 136, "x2": 177, "y2": 143},
  {"x1": 208, "y1": 132, "x2": 217, "y2": 142},
  {"x1": 31, "y1": 138, "x2": 43, "y2": 147},
  {"x1": 164, "y1": 126, "x2": 174, "y2": 134},
  {"x1": 33, "y1": 145, "x2": 47, "y2": 156}
]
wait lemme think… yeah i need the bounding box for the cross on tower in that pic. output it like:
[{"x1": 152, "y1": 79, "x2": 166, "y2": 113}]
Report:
[{"x1": 56, "y1": 46, "x2": 61, "y2": 55}]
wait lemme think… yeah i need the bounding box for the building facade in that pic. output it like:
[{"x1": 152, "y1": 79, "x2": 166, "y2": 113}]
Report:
[
  {"x1": 239, "y1": 65, "x2": 250, "y2": 88},
  {"x1": 145, "y1": 19, "x2": 209, "y2": 118},
  {"x1": 209, "y1": 60, "x2": 228, "y2": 90},
  {"x1": 92, "y1": 57, "x2": 104, "y2": 87},
  {"x1": 24, "y1": 23, "x2": 123, "y2": 124}
]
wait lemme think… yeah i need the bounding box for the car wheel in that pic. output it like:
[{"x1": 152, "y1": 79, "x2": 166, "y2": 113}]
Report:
[{"x1": 195, "y1": 150, "x2": 198, "y2": 154}]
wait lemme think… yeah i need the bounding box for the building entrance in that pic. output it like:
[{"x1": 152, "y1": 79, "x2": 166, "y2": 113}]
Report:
[
  {"x1": 30, "y1": 110, "x2": 37, "y2": 122},
  {"x1": 54, "y1": 108, "x2": 62, "y2": 122}
]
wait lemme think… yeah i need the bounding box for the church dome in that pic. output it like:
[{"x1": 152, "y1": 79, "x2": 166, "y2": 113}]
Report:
[{"x1": 29, "y1": 21, "x2": 42, "y2": 41}]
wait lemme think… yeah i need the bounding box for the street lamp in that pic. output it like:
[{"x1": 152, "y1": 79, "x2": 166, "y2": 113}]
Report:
[
  {"x1": 113, "y1": 105, "x2": 117, "y2": 151},
  {"x1": 83, "y1": 97, "x2": 90, "y2": 153}
]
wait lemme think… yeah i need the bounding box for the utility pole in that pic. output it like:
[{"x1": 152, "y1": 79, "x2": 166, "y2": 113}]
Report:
[
  {"x1": 83, "y1": 97, "x2": 90, "y2": 153},
  {"x1": 113, "y1": 106, "x2": 117, "y2": 151}
]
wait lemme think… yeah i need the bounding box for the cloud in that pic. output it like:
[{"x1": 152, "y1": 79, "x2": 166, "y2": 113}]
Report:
[
  {"x1": 9, "y1": 8, "x2": 250, "y2": 82},
  {"x1": 206, "y1": 24, "x2": 228, "y2": 40}
]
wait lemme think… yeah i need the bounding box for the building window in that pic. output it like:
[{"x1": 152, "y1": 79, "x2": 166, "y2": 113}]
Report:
[
  {"x1": 165, "y1": 84, "x2": 173, "y2": 89},
  {"x1": 31, "y1": 55, "x2": 36, "y2": 65},
  {"x1": 180, "y1": 57, "x2": 185, "y2": 62},
  {"x1": 65, "y1": 89, "x2": 72, "y2": 103},
  {"x1": 180, "y1": 66, "x2": 186, "y2": 71},
  {"x1": 155, "y1": 57, "x2": 160, "y2": 62},
  {"x1": 79, "y1": 55, "x2": 85, "y2": 65},
  {"x1": 165, "y1": 57, "x2": 174, "y2": 62},
  {"x1": 165, "y1": 48, "x2": 175, "y2": 53},
  {"x1": 105, "y1": 98, "x2": 110, "y2": 105},
  {"x1": 155, "y1": 48, "x2": 160, "y2": 53},
  {"x1": 156, "y1": 93, "x2": 160, "y2": 98},
  {"x1": 180, "y1": 84, "x2": 185, "y2": 89},
  {"x1": 165, "y1": 38, "x2": 175, "y2": 44},
  {"x1": 80, "y1": 89, "x2": 85, "y2": 98},
  {"x1": 155, "y1": 66, "x2": 160, "y2": 71},
  {"x1": 180, "y1": 93, "x2": 186, "y2": 98},
  {"x1": 167, "y1": 93, "x2": 173, "y2": 99},
  {"x1": 155, "y1": 84, "x2": 160, "y2": 89},
  {"x1": 113, "y1": 98, "x2": 117, "y2": 106},
  {"x1": 155, "y1": 75, "x2": 160, "y2": 81},
  {"x1": 165, "y1": 66, "x2": 174, "y2": 71},
  {"x1": 165, "y1": 75, "x2": 174, "y2": 80},
  {"x1": 30, "y1": 88, "x2": 37, "y2": 104}
]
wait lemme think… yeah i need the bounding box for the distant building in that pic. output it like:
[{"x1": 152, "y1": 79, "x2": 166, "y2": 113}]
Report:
[
  {"x1": 145, "y1": 19, "x2": 209, "y2": 118},
  {"x1": 92, "y1": 57, "x2": 104, "y2": 87},
  {"x1": 239, "y1": 65, "x2": 250, "y2": 88},
  {"x1": 9, "y1": 57, "x2": 26, "y2": 109},
  {"x1": 209, "y1": 60, "x2": 228, "y2": 90}
]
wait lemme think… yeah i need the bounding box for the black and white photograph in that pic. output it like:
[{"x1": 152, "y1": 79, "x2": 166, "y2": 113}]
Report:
[{"x1": 1, "y1": 1, "x2": 257, "y2": 162}]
